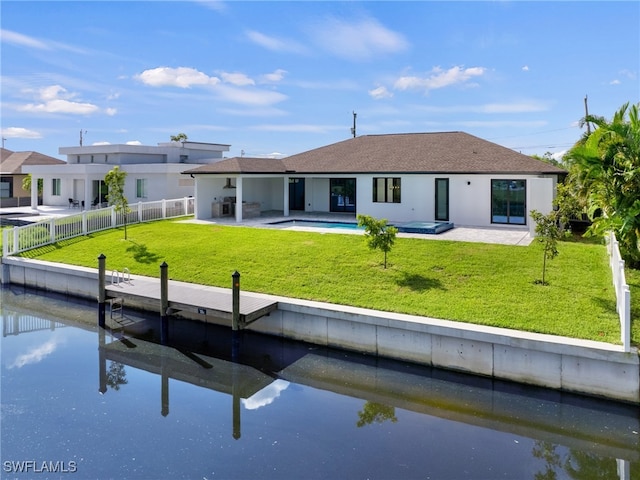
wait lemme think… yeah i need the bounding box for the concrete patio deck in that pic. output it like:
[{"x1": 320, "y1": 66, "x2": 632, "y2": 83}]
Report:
[{"x1": 0, "y1": 205, "x2": 533, "y2": 246}]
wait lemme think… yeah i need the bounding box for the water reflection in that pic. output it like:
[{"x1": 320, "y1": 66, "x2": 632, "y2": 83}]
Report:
[{"x1": 2, "y1": 286, "x2": 639, "y2": 480}]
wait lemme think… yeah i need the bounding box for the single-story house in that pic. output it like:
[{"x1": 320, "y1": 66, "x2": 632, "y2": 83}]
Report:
[
  {"x1": 0, "y1": 148, "x2": 66, "y2": 207},
  {"x1": 22, "y1": 141, "x2": 230, "y2": 209},
  {"x1": 184, "y1": 132, "x2": 566, "y2": 233}
]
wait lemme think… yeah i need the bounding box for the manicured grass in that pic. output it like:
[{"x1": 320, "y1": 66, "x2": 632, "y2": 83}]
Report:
[{"x1": 19, "y1": 219, "x2": 632, "y2": 345}]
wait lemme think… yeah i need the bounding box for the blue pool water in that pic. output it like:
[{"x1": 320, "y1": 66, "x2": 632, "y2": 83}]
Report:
[
  {"x1": 270, "y1": 219, "x2": 455, "y2": 234},
  {"x1": 2, "y1": 287, "x2": 639, "y2": 479},
  {"x1": 270, "y1": 219, "x2": 363, "y2": 229}
]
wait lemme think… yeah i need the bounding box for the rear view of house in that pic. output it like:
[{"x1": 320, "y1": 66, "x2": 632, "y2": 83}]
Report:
[{"x1": 185, "y1": 132, "x2": 565, "y2": 231}]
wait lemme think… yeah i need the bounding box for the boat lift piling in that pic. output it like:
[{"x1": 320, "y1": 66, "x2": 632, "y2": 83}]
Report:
[
  {"x1": 160, "y1": 261, "x2": 169, "y2": 344},
  {"x1": 98, "y1": 254, "x2": 106, "y2": 328}
]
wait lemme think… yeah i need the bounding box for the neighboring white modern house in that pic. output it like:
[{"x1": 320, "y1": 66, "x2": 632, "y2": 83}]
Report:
[
  {"x1": 22, "y1": 141, "x2": 230, "y2": 209},
  {"x1": 184, "y1": 132, "x2": 566, "y2": 233}
]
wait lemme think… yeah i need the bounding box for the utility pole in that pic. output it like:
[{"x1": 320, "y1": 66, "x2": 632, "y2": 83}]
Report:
[
  {"x1": 1, "y1": 137, "x2": 6, "y2": 149},
  {"x1": 80, "y1": 129, "x2": 87, "y2": 146},
  {"x1": 584, "y1": 95, "x2": 591, "y2": 135},
  {"x1": 351, "y1": 111, "x2": 357, "y2": 138}
]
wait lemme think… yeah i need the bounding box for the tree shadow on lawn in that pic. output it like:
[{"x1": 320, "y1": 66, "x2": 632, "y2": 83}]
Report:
[
  {"x1": 126, "y1": 241, "x2": 161, "y2": 264},
  {"x1": 395, "y1": 271, "x2": 445, "y2": 292}
]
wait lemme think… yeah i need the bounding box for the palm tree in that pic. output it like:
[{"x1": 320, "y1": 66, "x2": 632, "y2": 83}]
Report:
[{"x1": 564, "y1": 102, "x2": 640, "y2": 266}]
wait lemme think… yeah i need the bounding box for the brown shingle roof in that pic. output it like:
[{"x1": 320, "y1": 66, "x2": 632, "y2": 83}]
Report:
[
  {"x1": 184, "y1": 157, "x2": 287, "y2": 174},
  {"x1": 184, "y1": 132, "x2": 566, "y2": 175},
  {"x1": 0, "y1": 151, "x2": 66, "y2": 174}
]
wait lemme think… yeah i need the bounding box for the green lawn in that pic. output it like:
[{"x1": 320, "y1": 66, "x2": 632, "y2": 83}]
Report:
[{"x1": 17, "y1": 219, "x2": 639, "y2": 346}]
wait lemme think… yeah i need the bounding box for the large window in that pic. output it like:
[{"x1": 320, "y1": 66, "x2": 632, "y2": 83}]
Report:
[
  {"x1": 136, "y1": 179, "x2": 148, "y2": 199},
  {"x1": 52, "y1": 178, "x2": 61, "y2": 196},
  {"x1": 0, "y1": 177, "x2": 12, "y2": 198},
  {"x1": 491, "y1": 179, "x2": 526, "y2": 225},
  {"x1": 373, "y1": 177, "x2": 401, "y2": 203}
]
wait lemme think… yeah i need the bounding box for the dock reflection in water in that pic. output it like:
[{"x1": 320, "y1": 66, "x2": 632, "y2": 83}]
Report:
[{"x1": 2, "y1": 287, "x2": 639, "y2": 480}]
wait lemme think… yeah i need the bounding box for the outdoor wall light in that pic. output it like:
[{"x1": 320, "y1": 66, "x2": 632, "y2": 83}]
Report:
[{"x1": 467, "y1": 181, "x2": 471, "y2": 185}]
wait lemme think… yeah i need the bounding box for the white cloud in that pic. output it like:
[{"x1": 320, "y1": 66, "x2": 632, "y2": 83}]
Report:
[
  {"x1": 309, "y1": 16, "x2": 409, "y2": 61},
  {"x1": 92, "y1": 141, "x2": 111, "y2": 146},
  {"x1": 8, "y1": 339, "x2": 58, "y2": 369},
  {"x1": 214, "y1": 84, "x2": 287, "y2": 106},
  {"x1": 242, "y1": 380, "x2": 289, "y2": 410},
  {"x1": 1, "y1": 127, "x2": 42, "y2": 139},
  {"x1": 126, "y1": 140, "x2": 142, "y2": 145},
  {"x1": 250, "y1": 123, "x2": 336, "y2": 133},
  {"x1": 0, "y1": 29, "x2": 50, "y2": 50},
  {"x1": 220, "y1": 71, "x2": 255, "y2": 86},
  {"x1": 135, "y1": 66, "x2": 219, "y2": 88},
  {"x1": 105, "y1": 107, "x2": 117, "y2": 116},
  {"x1": 193, "y1": 0, "x2": 227, "y2": 12},
  {"x1": 259, "y1": 69, "x2": 287, "y2": 84},
  {"x1": 394, "y1": 66, "x2": 486, "y2": 92},
  {"x1": 522, "y1": 65, "x2": 529, "y2": 71},
  {"x1": 245, "y1": 30, "x2": 307, "y2": 54},
  {"x1": 610, "y1": 79, "x2": 621, "y2": 85},
  {"x1": 369, "y1": 86, "x2": 393, "y2": 100},
  {"x1": 18, "y1": 85, "x2": 100, "y2": 115}
]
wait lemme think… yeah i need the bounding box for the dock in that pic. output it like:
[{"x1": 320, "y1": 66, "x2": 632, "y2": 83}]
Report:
[{"x1": 104, "y1": 273, "x2": 278, "y2": 329}]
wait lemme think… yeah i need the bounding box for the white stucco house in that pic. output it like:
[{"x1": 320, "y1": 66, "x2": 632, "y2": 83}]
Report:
[
  {"x1": 22, "y1": 141, "x2": 230, "y2": 209},
  {"x1": 184, "y1": 132, "x2": 566, "y2": 233}
]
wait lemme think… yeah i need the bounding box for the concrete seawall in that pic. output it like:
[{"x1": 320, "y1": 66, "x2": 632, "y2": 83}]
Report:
[{"x1": 2, "y1": 256, "x2": 639, "y2": 404}]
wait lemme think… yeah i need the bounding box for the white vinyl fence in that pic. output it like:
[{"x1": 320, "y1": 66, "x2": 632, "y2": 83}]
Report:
[
  {"x1": 2, "y1": 197, "x2": 194, "y2": 257},
  {"x1": 606, "y1": 232, "x2": 632, "y2": 352}
]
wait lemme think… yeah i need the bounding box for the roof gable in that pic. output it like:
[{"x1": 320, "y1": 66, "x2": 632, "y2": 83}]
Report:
[{"x1": 0, "y1": 151, "x2": 66, "y2": 175}]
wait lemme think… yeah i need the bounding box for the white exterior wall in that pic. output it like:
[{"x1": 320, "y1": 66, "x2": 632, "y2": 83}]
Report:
[
  {"x1": 357, "y1": 173, "x2": 555, "y2": 228},
  {"x1": 24, "y1": 164, "x2": 198, "y2": 207}
]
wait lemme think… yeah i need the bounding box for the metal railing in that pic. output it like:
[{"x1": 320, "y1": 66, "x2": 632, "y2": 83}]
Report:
[
  {"x1": 606, "y1": 232, "x2": 631, "y2": 352},
  {"x1": 2, "y1": 197, "x2": 194, "y2": 257}
]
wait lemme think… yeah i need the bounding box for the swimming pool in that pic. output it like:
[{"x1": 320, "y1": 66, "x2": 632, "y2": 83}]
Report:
[
  {"x1": 270, "y1": 219, "x2": 455, "y2": 234},
  {"x1": 270, "y1": 219, "x2": 363, "y2": 230}
]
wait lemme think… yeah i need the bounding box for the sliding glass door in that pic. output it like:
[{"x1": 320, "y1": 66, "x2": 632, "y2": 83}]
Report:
[
  {"x1": 491, "y1": 179, "x2": 526, "y2": 225},
  {"x1": 435, "y1": 178, "x2": 449, "y2": 221}
]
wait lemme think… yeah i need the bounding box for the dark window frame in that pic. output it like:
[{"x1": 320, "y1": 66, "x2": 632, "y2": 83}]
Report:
[{"x1": 372, "y1": 177, "x2": 401, "y2": 203}]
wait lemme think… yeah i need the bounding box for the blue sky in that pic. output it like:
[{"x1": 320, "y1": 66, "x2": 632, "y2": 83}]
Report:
[{"x1": 1, "y1": 1, "x2": 638, "y2": 161}]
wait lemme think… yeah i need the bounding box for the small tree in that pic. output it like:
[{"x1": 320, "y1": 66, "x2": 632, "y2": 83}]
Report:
[
  {"x1": 104, "y1": 166, "x2": 130, "y2": 239},
  {"x1": 22, "y1": 173, "x2": 43, "y2": 194},
  {"x1": 356, "y1": 214, "x2": 398, "y2": 269},
  {"x1": 530, "y1": 210, "x2": 561, "y2": 285},
  {"x1": 170, "y1": 133, "x2": 188, "y2": 142}
]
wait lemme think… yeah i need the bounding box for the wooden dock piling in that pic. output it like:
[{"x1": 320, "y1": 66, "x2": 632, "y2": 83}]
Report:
[
  {"x1": 160, "y1": 262, "x2": 169, "y2": 344},
  {"x1": 98, "y1": 254, "x2": 106, "y2": 328}
]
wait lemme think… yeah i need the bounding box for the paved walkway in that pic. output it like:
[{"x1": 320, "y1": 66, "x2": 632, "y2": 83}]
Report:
[{"x1": 1, "y1": 205, "x2": 533, "y2": 246}]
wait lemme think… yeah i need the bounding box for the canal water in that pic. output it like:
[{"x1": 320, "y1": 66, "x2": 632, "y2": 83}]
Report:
[{"x1": 1, "y1": 287, "x2": 638, "y2": 480}]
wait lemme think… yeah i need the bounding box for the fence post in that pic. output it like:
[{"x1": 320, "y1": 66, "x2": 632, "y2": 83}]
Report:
[
  {"x1": 138, "y1": 201, "x2": 143, "y2": 222},
  {"x1": 162, "y1": 199, "x2": 167, "y2": 219},
  {"x1": 623, "y1": 286, "x2": 631, "y2": 352},
  {"x1": 49, "y1": 218, "x2": 56, "y2": 243},
  {"x1": 183, "y1": 197, "x2": 188, "y2": 215},
  {"x1": 82, "y1": 211, "x2": 88, "y2": 235},
  {"x1": 111, "y1": 206, "x2": 117, "y2": 228}
]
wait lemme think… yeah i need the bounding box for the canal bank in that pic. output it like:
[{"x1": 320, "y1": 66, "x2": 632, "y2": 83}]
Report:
[{"x1": 2, "y1": 256, "x2": 639, "y2": 404}]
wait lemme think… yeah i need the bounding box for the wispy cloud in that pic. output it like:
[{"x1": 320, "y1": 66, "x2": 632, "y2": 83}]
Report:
[
  {"x1": 369, "y1": 86, "x2": 393, "y2": 100},
  {"x1": 242, "y1": 380, "x2": 290, "y2": 410},
  {"x1": 0, "y1": 29, "x2": 86, "y2": 54},
  {"x1": 308, "y1": 16, "x2": 409, "y2": 61},
  {"x1": 1, "y1": 29, "x2": 50, "y2": 50},
  {"x1": 394, "y1": 66, "x2": 486, "y2": 93},
  {"x1": 259, "y1": 69, "x2": 287, "y2": 84},
  {"x1": 0, "y1": 127, "x2": 42, "y2": 139},
  {"x1": 135, "y1": 67, "x2": 220, "y2": 88},
  {"x1": 17, "y1": 85, "x2": 101, "y2": 115},
  {"x1": 8, "y1": 339, "x2": 59, "y2": 369},
  {"x1": 136, "y1": 66, "x2": 287, "y2": 106},
  {"x1": 245, "y1": 30, "x2": 307, "y2": 54}
]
